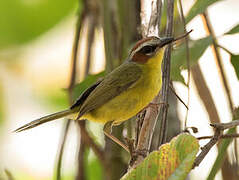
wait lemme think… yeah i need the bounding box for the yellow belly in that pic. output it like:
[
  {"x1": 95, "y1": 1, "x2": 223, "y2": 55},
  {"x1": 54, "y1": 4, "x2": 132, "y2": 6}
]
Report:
[{"x1": 81, "y1": 67, "x2": 161, "y2": 125}]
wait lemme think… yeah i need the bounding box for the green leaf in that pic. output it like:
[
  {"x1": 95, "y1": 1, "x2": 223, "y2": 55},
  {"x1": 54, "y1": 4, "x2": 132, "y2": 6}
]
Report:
[
  {"x1": 231, "y1": 55, "x2": 239, "y2": 80},
  {"x1": 225, "y1": 24, "x2": 239, "y2": 35},
  {"x1": 171, "y1": 67, "x2": 185, "y2": 84},
  {"x1": 42, "y1": 89, "x2": 68, "y2": 110},
  {"x1": 185, "y1": 0, "x2": 222, "y2": 24},
  {"x1": 86, "y1": 156, "x2": 103, "y2": 180},
  {"x1": 171, "y1": 36, "x2": 213, "y2": 83},
  {"x1": 121, "y1": 133, "x2": 199, "y2": 180},
  {"x1": 82, "y1": 147, "x2": 103, "y2": 180},
  {"x1": 207, "y1": 108, "x2": 239, "y2": 180},
  {"x1": 73, "y1": 71, "x2": 105, "y2": 101},
  {"x1": 0, "y1": 0, "x2": 78, "y2": 49}
]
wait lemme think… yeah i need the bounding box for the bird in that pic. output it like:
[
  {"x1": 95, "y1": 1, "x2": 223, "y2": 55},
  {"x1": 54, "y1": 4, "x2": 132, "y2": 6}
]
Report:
[{"x1": 14, "y1": 36, "x2": 175, "y2": 152}]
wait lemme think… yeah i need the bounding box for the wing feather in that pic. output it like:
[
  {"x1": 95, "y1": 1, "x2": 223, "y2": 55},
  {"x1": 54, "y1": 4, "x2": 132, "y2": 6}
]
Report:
[
  {"x1": 70, "y1": 80, "x2": 102, "y2": 110},
  {"x1": 78, "y1": 62, "x2": 142, "y2": 118}
]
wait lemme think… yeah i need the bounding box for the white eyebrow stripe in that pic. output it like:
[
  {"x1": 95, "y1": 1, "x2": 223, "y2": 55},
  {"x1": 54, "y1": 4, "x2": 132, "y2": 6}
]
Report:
[{"x1": 129, "y1": 39, "x2": 161, "y2": 59}]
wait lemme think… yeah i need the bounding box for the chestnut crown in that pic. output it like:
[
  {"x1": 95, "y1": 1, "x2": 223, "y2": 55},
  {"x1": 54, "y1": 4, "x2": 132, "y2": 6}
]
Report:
[{"x1": 129, "y1": 36, "x2": 174, "y2": 63}]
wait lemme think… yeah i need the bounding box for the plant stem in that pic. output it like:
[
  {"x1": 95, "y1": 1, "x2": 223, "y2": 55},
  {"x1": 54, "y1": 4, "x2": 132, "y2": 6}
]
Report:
[
  {"x1": 158, "y1": 0, "x2": 174, "y2": 146},
  {"x1": 55, "y1": 7, "x2": 83, "y2": 180},
  {"x1": 178, "y1": 0, "x2": 190, "y2": 129},
  {"x1": 201, "y1": 12, "x2": 234, "y2": 113}
]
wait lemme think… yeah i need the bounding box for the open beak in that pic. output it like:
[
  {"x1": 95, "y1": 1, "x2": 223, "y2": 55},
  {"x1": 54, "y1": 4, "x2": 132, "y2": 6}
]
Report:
[{"x1": 158, "y1": 37, "x2": 174, "y2": 48}]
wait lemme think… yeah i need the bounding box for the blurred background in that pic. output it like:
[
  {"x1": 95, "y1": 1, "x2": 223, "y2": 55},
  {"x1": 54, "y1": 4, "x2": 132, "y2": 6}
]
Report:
[{"x1": 0, "y1": 0, "x2": 239, "y2": 179}]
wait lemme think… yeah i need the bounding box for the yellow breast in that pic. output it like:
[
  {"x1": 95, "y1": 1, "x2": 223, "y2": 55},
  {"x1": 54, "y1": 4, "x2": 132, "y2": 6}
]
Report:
[{"x1": 82, "y1": 50, "x2": 163, "y2": 125}]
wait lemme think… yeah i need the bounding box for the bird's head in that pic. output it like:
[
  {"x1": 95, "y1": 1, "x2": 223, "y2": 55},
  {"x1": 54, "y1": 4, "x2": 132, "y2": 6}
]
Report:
[{"x1": 129, "y1": 36, "x2": 174, "y2": 64}]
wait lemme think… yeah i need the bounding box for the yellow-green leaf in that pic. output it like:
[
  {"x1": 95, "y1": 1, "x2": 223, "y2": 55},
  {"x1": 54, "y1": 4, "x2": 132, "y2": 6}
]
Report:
[
  {"x1": 185, "y1": 0, "x2": 222, "y2": 24},
  {"x1": 225, "y1": 24, "x2": 239, "y2": 35},
  {"x1": 171, "y1": 36, "x2": 213, "y2": 83},
  {"x1": 121, "y1": 133, "x2": 199, "y2": 180},
  {"x1": 231, "y1": 54, "x2": 239, "y2": 80},
  {"x1": 0, "y1": 0, "x2": 78, "y2": 49}
]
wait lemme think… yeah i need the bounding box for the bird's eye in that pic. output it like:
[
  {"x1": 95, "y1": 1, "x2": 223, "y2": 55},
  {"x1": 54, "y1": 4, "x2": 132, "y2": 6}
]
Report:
[{"x1": 140, "y1": 45, "x2": 157, "y2": 55}]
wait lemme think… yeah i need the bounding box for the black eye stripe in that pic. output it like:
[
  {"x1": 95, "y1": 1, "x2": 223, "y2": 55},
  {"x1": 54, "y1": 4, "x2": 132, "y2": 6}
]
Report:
[{"x1": 139, "y1": 45, "x2": 157, "y2": 55}]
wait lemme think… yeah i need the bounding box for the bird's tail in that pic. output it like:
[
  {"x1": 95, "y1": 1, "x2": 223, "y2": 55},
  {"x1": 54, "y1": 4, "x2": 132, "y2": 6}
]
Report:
[{"x1": 14, "y1": 109, "x2": 73, "y2": 133}]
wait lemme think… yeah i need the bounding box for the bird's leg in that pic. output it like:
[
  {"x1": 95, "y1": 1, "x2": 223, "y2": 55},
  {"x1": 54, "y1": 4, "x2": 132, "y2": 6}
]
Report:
[
  {"x1": 103, "y1": 121, "x2": 130, "y2": 153},
  {"x1": 124, "y1": 137, "x2": 135, "y2": 155}
]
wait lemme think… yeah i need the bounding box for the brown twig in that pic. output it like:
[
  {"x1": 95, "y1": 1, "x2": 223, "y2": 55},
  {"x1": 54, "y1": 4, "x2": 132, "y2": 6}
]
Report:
[
  {"x1": 169, "y1": 83, "x2": 188, "y2": 110},
  {"x1": 157, "y1": 0, "x2": 174, "y2": 146},
  {"x1": 130, "y1": 0, "x2": 163, "y2": 169},
  {"x1": 76, "y1": 122, "x2": 86, "y2": 180},
  {"x1": 75, "y1": 1, "x2": 100, "y2": 179},
  {"x1": 193, "y1": 128, "x2": 222, "y2": 168},
  {"x1": 55, "y1": 7, "x2": 83, "y2": 180},
  {"x1": 217, "y1": 44, "x2": 233, "y2": 55},
  {"x1": 133, "y1": 94, "x2": 161, "y2": 168},
  {"x1": 198, "y1": 133, "x2": 239, "y2": 140},
  {"x1": 201, "y1": 12, "x2": 234, "y2": 113},
  {"x1": 201, "y1": 11, "x2": 238, "y2": 179},
  {"x1": 55, "y1": 121, "x2": 71, "y2": 180},
  {"x1": 78, "y1": 122, "x2": 106, "y2": 164},
  {"x1": 191, "y1": 64, "x2": 221, "y2": 124},
  {"x1": 211, "y1": 120, "x2": 239, "y2": 130},
  {"x1": 84, "y1": 4, "x2": 98, "y2": 77},
  {"x1": 193, "y1": 120, "x2": 239, "y2": 168},
  {"x1": 178, "y1": 0, "x2": 190, "y2": 129},
  {"x1": 191, "y1": 64, "x2": 236, "y2": 179}
]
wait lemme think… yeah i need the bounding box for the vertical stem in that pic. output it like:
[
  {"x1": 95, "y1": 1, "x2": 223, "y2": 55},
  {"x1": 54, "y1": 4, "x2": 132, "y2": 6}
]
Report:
[
  {"x1": 101, "y1": 0, "x2": 134, "y2": 179},
  {"x1": 76, "y1": 121, "x2": 86, "y2": 180},
  {"x1": 55, "y1": 7, "x2": 83, "y2": 180},
  {"x1": 200, "y1": 11, "x2": 238, "y2": 180},
  {"x1": 178, "y1": 0, "x2": 190, "y2": 129},
  {"x1": 131, "y1": 0, "x2": 167, "y2": 168},
  {"x1": 201, "y1": 12, "x2": 234, "y2": 113},
  {"x1": 191, "y1": 64, "x2": 221, "y2": 124},
  {"x1": 84, "y1": 18, "x2": 95, "y2": 77},
  {"x1": 102, "y1": 0, "x2": 115, "y2": 73},
  {"x1": 158, "y1": 0, "x2": 174, "y2": 146}
]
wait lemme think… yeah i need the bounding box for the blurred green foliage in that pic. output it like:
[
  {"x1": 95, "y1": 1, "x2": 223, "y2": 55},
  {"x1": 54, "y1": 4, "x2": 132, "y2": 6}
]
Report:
[
  {"x1": 171, "y1": 36, "x2": 213, "y2": 83},
  {"x1": 0, "y1": 0, "x2": 78, "y2": 49},
  {"x1": 40, "y1": 89, "x2": 69, "y2": 110},
  {"x1": 231, "y1": 55, "x2": 239, "y2": 80},
  {"x1": 73, "y1": 71, "x2": 105, "y2": 101},
  {"x1": 185, "y1": 0, "x2": 222, "y2": 24},
  {"x1": 85, "y1": 153, "x2": 103, "y2": 180},
  {"x1": 223, "y1": 23, "x2": 239, "y2": 81},
  {"x1": 225, "y1": 24, "x2": 239, "y2": 35}
]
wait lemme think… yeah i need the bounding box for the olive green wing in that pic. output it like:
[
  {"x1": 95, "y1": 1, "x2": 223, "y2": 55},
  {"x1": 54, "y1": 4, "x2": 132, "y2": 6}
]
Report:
[
  {"x1": 70, "y1": 80, "x2": 102, "y2": 110},
  {"x1": 77, "y1": 62, "x2": 142, "y2": 118}
]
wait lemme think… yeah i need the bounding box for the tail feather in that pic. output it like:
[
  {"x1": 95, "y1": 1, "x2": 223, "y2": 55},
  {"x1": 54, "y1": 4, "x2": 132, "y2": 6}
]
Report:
[{"x1": 14, "y1": 109, "x2": 73, "y2": 133}]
